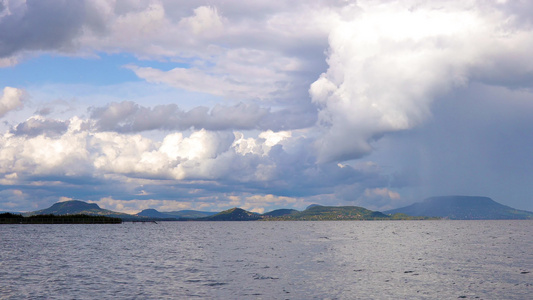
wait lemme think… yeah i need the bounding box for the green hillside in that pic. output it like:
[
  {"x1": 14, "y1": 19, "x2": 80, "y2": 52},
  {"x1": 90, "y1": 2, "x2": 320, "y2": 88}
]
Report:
[
  {"x1": 201, "y1": 207, "x2": 262, "y2": 221},
  {"x1": 269, "y1": 205, "x2": 398, "y2": 221},
  {"x1": 262, "y1": 208, "x2": 298, "y2": 218}
]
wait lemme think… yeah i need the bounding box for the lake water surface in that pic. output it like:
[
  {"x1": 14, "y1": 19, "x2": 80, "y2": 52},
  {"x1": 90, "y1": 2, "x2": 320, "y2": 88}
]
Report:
[{"x1": 1, "y1": 221, "x2": 532, "y2": 299}]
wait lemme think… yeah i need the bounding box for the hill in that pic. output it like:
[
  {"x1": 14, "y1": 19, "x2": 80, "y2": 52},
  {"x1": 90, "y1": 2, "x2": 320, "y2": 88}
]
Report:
[
  {"x1": 25, "y1": 200, "x2": 135, "y2": 219},
  {"x1": 0, "y1": 210, "x2": 22, "y2": 214},
  {"x1": 201, "y1": 207, "x2": 262, "y2": 221},
  {"x1": 269, "y1": 205, "x2": 407, "y2": 221},
  {"x1": 306, "y1": 204, "x2": 322, "y2": 210},
  {"x1": 137, "y1": 209, "x2": 177, "y2": 219},
  {"x1": 262, "y1": 209, "x2": 298, "y2": 218},
  {"x1": 136, "y1": 209, "x2": 217, "y2": 219},
  {"x1": 384, "y1": 196, "x2": 533, "y2": 220},
  {"x1": 163, "y1": 210, "x2": 217, "y2": 219}
]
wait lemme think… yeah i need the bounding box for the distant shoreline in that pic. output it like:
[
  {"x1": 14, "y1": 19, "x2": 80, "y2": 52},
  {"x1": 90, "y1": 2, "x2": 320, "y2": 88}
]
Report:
[{"x1": 0, "y1": 213, "x2": 122, "y2": 224}]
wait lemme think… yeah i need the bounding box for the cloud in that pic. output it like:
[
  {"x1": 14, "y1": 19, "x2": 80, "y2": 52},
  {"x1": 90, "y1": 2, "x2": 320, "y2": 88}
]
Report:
[
  {"x1": 58, "y1": 196, "x2": 73, "y2": 202},
  {"x1": 178, "y1": 6, "x2": 224, "y2": 36},
  {"x1": 2, "y1": 1, "x2": 331, "y2": 109},
  {"x1": 310, "y1": 0, "x2": 533, "y2": 163},
  {"x1": 0, "y1": 110, "x2": 388, "y2": 211},
  {"x1": 89, "y1": 101, "x2": 271, "y2": 132},
  {"x1": 0, "y1": 188, "x2": 30, "y2": 211},
  {"x1": 0, "y1": 56, "x2": 18, "y2": 67},
  {"x1": 90, "y1": 197, "x2": 203, "y2": 214},
  {"x1": 126, "y1": 46, "x2": 300, "y2": 101},
  {"x1": 11, "y1": 115, "x2": 69, "y2": 137},
  {"x1": 239, "y1": 194, "x2": 307, "y2": 213},
  {"x1": 2, "y1": 1, "x2": 533, "y2": 213},
  {"x1": 378, "y1": 83, "x2": 533, "y2": 211},
  {"x1": 360, "y1": 188, "x2": 401, "y2": 210},
  {"x1": 0, "y1": 0, "x2": 90, "y2": 57},
  {"x1": 0, "y1": 121, "x2": 92, "y2": 177},
  {"x1": 89, "y1": 100, "x2": 316, "y2": 132},
  {"x1": 1, "y1": 118, "x2": 276, "y2": 183},
  {"x1": 0, "y1": 86, "x2": 25, "y2": 117}
]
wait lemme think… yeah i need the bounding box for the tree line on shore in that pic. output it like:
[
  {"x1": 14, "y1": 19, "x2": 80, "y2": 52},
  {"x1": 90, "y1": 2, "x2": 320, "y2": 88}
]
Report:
[{"x1": 0, "y1": 213, "x2": 122, "y2": 224}]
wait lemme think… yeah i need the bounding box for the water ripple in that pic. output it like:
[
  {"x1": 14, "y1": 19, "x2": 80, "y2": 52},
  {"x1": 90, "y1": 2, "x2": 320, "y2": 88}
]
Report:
[{"x1": 1, "y1": 221, "x2": 532, "y2": 299}]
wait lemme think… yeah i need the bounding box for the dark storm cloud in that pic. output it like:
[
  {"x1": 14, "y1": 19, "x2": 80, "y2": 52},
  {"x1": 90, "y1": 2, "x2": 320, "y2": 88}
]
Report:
[{"x1": 379, "y1": 83, "x2": 533, "y2": 211}]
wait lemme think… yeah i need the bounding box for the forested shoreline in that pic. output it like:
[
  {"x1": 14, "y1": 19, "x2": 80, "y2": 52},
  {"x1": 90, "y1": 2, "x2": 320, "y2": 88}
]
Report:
[{"x1": 0, "y1": 213, "x2": 122, "y2": 224}]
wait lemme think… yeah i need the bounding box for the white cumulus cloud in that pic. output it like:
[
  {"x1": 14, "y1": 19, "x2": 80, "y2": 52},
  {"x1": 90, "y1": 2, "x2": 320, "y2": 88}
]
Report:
[
  {"x1": 0, "y1": 87, "x2": 25, "y2": 117},
  {"x1": 310, "y1": 0, "x2": 533, "y2": 163}
]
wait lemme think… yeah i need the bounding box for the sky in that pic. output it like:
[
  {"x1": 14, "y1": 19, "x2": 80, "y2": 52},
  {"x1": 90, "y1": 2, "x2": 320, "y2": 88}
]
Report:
[{"x1": 1, "y1": 0, "x2": 532, "y2": 214}]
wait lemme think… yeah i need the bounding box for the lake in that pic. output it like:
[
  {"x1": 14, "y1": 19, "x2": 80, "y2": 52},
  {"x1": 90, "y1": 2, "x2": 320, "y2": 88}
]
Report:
[{"x1": 1, "y1": 221, "x2": 531, "y2": 299}]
